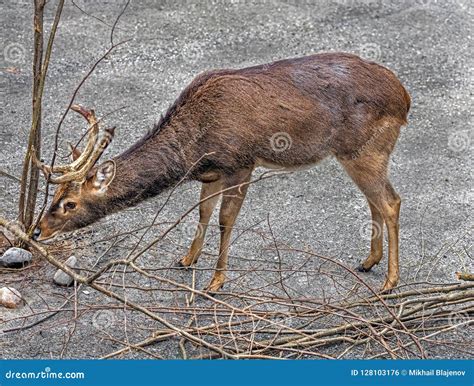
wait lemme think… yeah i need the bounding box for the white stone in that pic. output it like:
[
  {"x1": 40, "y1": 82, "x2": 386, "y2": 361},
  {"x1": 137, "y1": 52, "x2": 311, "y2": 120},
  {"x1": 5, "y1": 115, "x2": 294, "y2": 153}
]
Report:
[
  {"x1": 53, "y1": 256, "x2": 77, "y2": 286},
  {"x1": 0, "y1": 247, "x2": 32, "y2": 268}
]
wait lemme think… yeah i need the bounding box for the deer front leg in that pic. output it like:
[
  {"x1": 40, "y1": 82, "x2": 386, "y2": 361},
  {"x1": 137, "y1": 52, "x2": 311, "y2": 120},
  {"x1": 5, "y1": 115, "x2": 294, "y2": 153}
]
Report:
[
  {"x1": 180, "y1": 180, "x2": 222, "y2": 267},
  {"x1": 205, "y1": 168, "x2": 253, "y2": 293}
]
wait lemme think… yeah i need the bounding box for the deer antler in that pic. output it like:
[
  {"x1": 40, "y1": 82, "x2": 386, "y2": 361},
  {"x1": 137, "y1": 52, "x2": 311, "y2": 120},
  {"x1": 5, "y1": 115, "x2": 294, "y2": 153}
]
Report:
[{"x1": 33, "y1": 105, "x2": 115, "y2": 184}]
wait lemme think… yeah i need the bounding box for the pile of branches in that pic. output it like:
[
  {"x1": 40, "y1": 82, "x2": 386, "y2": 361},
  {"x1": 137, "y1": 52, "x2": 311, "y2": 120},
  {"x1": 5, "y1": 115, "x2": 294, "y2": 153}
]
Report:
[{"x1": 1, "y1": 218, "x2": 472, "y2": 359}]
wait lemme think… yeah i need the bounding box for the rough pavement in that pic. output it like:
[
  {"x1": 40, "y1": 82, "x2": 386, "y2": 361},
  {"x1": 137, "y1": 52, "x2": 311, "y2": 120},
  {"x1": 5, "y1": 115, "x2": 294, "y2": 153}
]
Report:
[{"x1": 0, "y1": 0, "x2": 472, "y2": 358}]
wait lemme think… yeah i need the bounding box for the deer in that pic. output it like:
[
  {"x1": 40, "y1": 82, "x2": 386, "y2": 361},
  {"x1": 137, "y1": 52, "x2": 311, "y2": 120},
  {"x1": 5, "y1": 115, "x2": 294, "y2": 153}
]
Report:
[{"x1": 32, "y1": 52, "x2": 410, "y2": 293}]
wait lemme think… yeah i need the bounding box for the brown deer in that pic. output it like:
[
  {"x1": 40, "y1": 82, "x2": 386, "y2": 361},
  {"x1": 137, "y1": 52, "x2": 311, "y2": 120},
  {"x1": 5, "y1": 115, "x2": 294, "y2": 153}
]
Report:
[{"x1": 33, "y1": 53, "x2": 410, "y2": 293}]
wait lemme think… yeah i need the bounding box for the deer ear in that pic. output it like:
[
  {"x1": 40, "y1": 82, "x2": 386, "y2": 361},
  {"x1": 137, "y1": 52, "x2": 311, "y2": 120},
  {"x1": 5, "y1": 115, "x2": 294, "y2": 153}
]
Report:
[
  {"x1": 92, "y1": 160, "x2": 116, "y2": 193},
  {"x1": 69, "y1": 142, "x2": 82, "y2": 162}
]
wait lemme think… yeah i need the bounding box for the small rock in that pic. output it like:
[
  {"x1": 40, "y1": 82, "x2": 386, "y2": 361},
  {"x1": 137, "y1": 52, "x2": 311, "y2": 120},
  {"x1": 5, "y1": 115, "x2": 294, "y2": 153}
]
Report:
[
  {"x1": 53, "y1": 256, "x2": 77, "y2": 287},
  {"x1": 0, "y1": 287, "x2": 23, "y2": 308},
  {"x1": 0, "y1": 247, "x2": 32, "y2": 268}
]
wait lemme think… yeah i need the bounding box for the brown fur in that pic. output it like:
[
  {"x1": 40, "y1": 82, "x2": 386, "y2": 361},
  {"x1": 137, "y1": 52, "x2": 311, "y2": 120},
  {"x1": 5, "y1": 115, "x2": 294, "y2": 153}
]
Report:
[{"x1": 36, "y1": 52, "x2": 410, "y2": 292}]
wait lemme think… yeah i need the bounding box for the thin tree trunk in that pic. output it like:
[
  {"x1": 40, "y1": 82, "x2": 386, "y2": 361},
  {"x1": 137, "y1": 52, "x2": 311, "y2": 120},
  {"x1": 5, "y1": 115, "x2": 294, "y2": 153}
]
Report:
[
  {"x1": 18, "y1": 0, "x2": 44, "y2": 229},
  {"x1": 23, "y1": 0, "x2": 45, "y2": 229},
  {"x1": 18, "y1": 0, "x2": 64, "y2": 236}
]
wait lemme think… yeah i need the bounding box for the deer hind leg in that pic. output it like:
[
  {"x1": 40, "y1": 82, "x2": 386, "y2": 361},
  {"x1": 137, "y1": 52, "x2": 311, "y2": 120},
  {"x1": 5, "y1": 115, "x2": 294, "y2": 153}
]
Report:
[
  {"x1": 339, "y1": 152, "x2": 401, "y2": 293},
  {"x1": 180, "y1": 180, "x2": 222, "y2": 267},
  {"x1": 205, "y1": 168, "x2": 253, "y2": 293},
  {"x1": 380, "y1": 185, "x2": 401, "y2": 292},
  {"x1": 357, "y1": 201, "x2": 384, "y2": 272}
]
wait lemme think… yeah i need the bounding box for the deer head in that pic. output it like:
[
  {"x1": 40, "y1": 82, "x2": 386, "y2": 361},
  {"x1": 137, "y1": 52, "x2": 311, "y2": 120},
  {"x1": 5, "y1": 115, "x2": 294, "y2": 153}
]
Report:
[{"x1": 32, "y1": 105, "x2": 116, "y2": 241}]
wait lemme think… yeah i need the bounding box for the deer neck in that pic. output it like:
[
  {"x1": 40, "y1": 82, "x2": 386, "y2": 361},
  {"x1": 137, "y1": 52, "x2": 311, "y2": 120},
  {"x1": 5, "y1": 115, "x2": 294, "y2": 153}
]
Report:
[{"x1": 104, "y1": 128, "x2": 189, "y2": 209}]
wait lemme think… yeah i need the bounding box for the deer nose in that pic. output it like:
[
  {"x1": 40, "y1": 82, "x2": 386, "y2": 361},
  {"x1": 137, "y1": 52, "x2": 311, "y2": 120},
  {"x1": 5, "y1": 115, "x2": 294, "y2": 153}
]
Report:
[{"x1": 32, "y1": 228, "x2": 41, "y2": 240}]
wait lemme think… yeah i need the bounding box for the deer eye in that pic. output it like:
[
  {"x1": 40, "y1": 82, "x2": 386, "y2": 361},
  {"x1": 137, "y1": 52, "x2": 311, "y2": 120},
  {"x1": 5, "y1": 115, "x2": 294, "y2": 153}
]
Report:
[{"x1": 64, "y1": 202, "x2": 77, "y2": 211}]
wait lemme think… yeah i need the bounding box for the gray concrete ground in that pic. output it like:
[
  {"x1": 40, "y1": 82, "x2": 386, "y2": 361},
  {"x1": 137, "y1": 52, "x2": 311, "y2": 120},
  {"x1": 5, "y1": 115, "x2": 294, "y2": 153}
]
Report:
[{"x1": 0, "y1": 0, "x2": 472, "y2": 359}]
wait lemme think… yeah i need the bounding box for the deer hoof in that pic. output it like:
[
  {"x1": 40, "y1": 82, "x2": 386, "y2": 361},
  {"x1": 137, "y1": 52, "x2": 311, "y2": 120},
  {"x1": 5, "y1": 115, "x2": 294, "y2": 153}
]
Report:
[
  {"x1": 177, "y1": 256, "x2": 192, "y2": 268},
  {"x1": 379, "y1": 286, "x2": 393, "y2": 295},
  {"x1": 380, "y1": 278, "x2": 397, "y2": 294},
  {"x1": 356, "y1": 263, "x2": 371, "y2": 272},
  {"x1": 204, "y1": 276, "x2": 225, "y2": 293}
]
